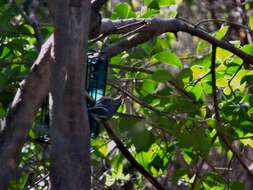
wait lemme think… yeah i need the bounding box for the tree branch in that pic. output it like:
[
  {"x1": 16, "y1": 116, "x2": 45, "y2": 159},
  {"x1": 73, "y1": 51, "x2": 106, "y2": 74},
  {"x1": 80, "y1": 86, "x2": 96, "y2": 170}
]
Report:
[
  {"x1": 195, "y1": 19, "x2": 253, "y2": 32},
  {"x1": 101, "y1": 19, "x2": 253, "y2": 64},
  {"x1": 0, "y1": 35, "x2": 53, "y2": 189},
  {"x1": 102, "y1": 121, "x2": 166, "y2": 190}
]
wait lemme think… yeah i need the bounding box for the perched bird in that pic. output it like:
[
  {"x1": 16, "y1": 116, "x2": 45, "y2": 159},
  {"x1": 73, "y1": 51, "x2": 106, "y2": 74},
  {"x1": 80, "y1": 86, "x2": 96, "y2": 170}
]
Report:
[
  {"x1": 88, "y1": 96, "x2": 122, "y2": 137},
  {"x1": 88, "y1": 96, "x2": 122, "y2": 120}
]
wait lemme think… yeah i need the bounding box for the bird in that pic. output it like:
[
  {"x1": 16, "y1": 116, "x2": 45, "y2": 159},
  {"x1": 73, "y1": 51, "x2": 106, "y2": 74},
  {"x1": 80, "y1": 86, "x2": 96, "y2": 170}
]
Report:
[
  {"x1": 88, "y1": 96, "x2": 122, "y2": 121},
  {"x1": 88, "y1": 96, "x2": 122, "y2": 137}
]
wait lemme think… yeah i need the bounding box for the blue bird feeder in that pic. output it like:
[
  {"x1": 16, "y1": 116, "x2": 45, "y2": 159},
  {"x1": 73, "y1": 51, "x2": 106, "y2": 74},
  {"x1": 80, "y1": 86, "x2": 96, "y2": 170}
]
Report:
[
  {"x1": 36, "y1": 53, "x2": 109, "y2": 141},
  {"x1": 86, "y1": 53, "x2": 108, "y2": 102}
]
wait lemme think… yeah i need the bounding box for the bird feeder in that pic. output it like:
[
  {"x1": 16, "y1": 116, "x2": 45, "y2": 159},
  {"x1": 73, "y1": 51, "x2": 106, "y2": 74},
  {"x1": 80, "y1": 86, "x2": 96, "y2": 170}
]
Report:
[
  {"x1": 86, "y1": 53, "x2": 109, "y2": 137},
  {"x1": 36, "y1": 53, "x2": 109, "y2": 140},
  {"x1": 86, "y1": 53, "x2": 108, "y2": 102}
]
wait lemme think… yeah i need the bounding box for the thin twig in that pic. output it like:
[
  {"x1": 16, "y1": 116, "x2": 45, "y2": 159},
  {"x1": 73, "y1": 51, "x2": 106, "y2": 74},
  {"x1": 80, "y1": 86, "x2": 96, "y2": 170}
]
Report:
[
  {"x1": 109, "y1": 65, "x2": 197, "y2": 104},
  {"x1": 109, "y1": 64, "x2": 153, "y2": 74},
  {"x1": 185, "y1": 71, "x2": 211, "y2": 89},
  {"x1": 211, "y1": 46, "x2": 220, "y2": 121},
  {"x1": 108, "y1": 80, "x2": 169, "y2": 114},
  {"x1": 195, "y1": 19, "x2": 253, "y2": 32},
  {"x1": 226, "y1": 155, "x2": 235, "y2": 190}
]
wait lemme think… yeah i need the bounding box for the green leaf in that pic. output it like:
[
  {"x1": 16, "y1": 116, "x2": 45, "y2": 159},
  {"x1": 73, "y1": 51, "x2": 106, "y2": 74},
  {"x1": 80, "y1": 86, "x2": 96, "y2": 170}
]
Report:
[
  {"x1": 177, "y1": 68, "x2": 193, "y2": 83},
  {"x1": 0, "y1": 0, "x2": 7, "y2": 6},
  {"x1": 178, "y1": 127, "x2": 211, "y2": 156},
  {"x1": 241, "y1": 71, "x2": 253, "y2": 85},
  {"x1": 249, "y1": 11, "x2": 253, "y2": 30},
  {"x1": 145, "y1": 0, "x2": 175, "y2": 7},
  {"x1": 7, "y1": 39, "x2": 29, "y2": 53},
  {"x1": 190, "y1": 54, "x2": 211, "y2": 67},
  {"x1": 112, "y1": 3, "x2": 131, "y2": 19},
  {"x1": 152, "y1": 69, "x2": 172, "y2": 82},
  {"x1": 158, "y1": 117, "x2": 178, "y2": 134},
  {"x1": 148, "y1": 0, "x2": 160, "y2": 10},
  {"x1": 216, "y1": 47, "x2": 232, "y2": 63},
  {"x1": 150, "y1": 155, "x2": 166, "y2": 171},
  {"x1": 231, "y1": 182, "x2": 245, "y2": 190},
  {"x1": 241, "y1": 75, "x2": 253, "y2": 85},
  {"x1": 144, "y1": 0, "x2": 152, "y2": 5},
  {"x1": 129, "y1": 47, "x2": 148, "y2": 59},
  {"x1": 0, "y1": 103, "x2": 6, "y2": 118},
  {"x1": 110, "y1": 54, "x2": 123, "y2": 64},
  {"x1": 190, "y1": 84, "x2": 203, "y2": 100},
  {"x1": 132, "y1": 130, "x2": 156, "y2": 152},
  {"x1": 142, "y1": 79, "x2": 156, "y2": 93},
  {"x1": 91, "y1": 138, "x2": 108, "y2": 158},
  {"x1": 152, "y1": 52, "x2": 183, "y2": 68},
  {"x1": 196, "y1": 40, "x2": 210, "y2": 55},
  {"x1": 142, "y1": 9, "x2": 160, "y2": 18},
  {"x1": 202, "y1": 172, "x2": 225, "y2": 187},
  {"x1": 216, "y1": 25, "x2": 229, "y2": 40},
  {"x1": 159, "y1": 0, "x2": 176, "y2": 6},
  {"x1": 191, "y1": 65, "x2": 209, "y2": 80},
  {"x1": 241, "y1": 44, "x2": 253, "y2": 56},
  {"x1": 119, "y1": 115, "x2": 140, "y2": 133},
  {"x1": 111, "y1": 154, "x2": 124, "y2": 172},
  {"x1": 172, "y1": 168, "x2": 188, "y2": 184}
]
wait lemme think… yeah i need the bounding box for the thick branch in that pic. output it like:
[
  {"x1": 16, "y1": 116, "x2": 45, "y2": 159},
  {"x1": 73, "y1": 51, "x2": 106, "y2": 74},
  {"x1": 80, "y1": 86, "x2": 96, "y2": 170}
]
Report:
[
  {"x1": 0, "y1": 36, "x2": 53, "y2": 189},
  {"x1": 101, "y1": 19, "x2": 253, "y2": 64}
]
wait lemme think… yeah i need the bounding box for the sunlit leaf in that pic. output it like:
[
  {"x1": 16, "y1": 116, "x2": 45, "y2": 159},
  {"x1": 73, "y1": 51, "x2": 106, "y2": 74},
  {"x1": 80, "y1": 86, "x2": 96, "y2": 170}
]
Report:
[
  {"x1": 152, "y1": 52, "x2": 183, "y2": 68},
  {"x1": 216, "y1": 48, "x2": 232, "y2": 63},
  {"x1": 112, "y1": 3, "x2": 131, "y2": 19},
  {"x1": 159, "y1": 0, "x2": 176, "y2": 6},
  {"x1": 142, "y1": 79, "x2": 157, "y2": 93},
  {"x1": 216, "y1": 25, "x2": 229, "y2": 40},
  {"x1": 249, "y1": 11, "x2": 253, "y2": 30},
  {"x1": 241, "y1": 44, "x2": 253, "y2": 55}
]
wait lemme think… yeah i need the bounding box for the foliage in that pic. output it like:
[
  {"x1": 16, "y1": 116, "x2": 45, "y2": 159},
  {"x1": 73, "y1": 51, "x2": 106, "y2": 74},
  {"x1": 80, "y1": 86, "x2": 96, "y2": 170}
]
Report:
[{"x1": 0, "y1": 0, "x2": 253, "y2": 189}]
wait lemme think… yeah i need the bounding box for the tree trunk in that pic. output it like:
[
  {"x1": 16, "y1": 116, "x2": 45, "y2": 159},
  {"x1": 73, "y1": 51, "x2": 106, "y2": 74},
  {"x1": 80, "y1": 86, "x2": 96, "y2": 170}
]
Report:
[{"x1": 50, "y1": 0, "x2": 91, "y2": 189}]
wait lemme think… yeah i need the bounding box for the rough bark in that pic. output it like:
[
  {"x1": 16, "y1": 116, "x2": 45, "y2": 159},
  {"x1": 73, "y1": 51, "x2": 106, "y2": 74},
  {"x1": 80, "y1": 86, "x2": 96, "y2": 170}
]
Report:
[
  {"x1": 49, "y1": 0, "x2": 91, "y2": 189},
  {"x1": 0, "y1": 36, "x2": 53, "y2": 190}
]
